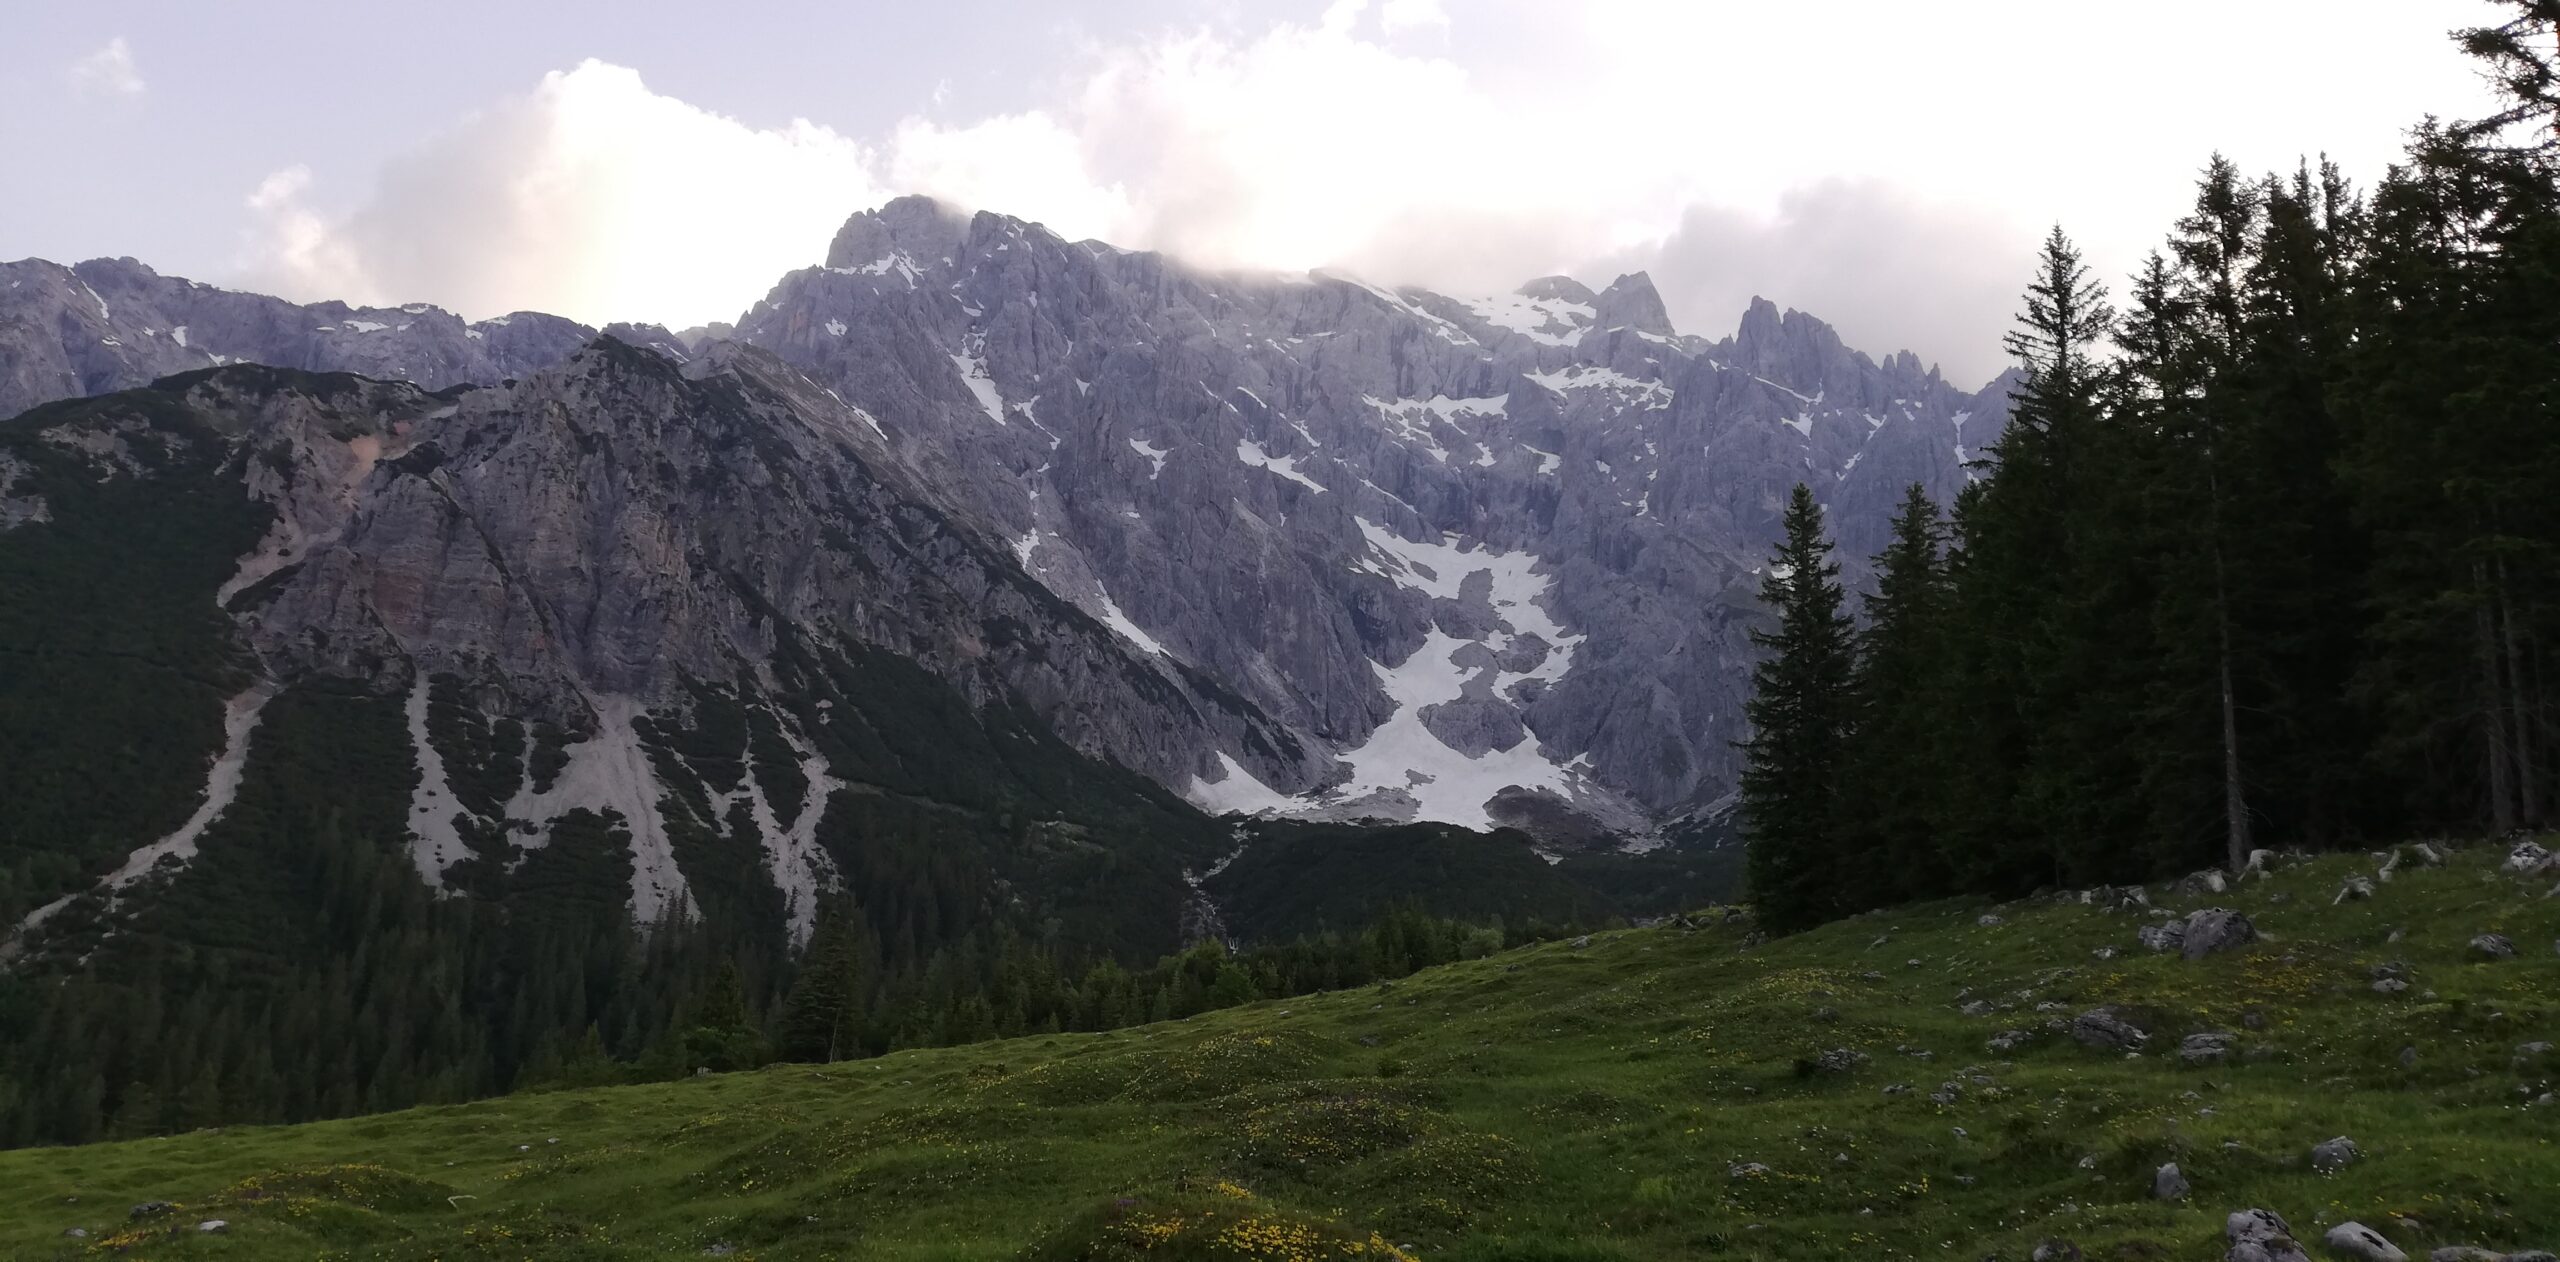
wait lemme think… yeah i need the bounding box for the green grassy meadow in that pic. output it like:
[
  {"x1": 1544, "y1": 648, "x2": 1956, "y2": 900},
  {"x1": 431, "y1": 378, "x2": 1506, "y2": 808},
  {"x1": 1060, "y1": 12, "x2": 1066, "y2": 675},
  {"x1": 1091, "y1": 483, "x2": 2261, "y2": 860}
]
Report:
[{"x1": 5, "y1": 839, "x2": 2555, "y2": 1261}]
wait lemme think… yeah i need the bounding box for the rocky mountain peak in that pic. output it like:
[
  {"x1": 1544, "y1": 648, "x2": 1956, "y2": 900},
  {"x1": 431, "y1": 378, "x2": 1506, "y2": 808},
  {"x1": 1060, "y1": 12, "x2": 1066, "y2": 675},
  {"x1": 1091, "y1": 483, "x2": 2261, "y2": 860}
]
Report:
[
  {"x1": 824, "y1": 195, "x2": 973, "y2": 272},
  {"x1": 1727, "y1": 296, "x2": 1856, "y2": 385},
  {"x1": 1591, "y1": 272, "x2": 1674, "y2": 336}
]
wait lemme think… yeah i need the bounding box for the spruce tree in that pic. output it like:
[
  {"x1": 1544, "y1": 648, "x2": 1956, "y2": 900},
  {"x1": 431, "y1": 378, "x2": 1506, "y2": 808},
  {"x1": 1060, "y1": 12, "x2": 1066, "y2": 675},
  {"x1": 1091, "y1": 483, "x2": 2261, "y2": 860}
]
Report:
[
  {"x1": 1740, "y1": 484, "x2": 1858, "y2": 933},
  {"x1": 1837, "y1": 484, "x2": 1956, "y2": 907},
  {"x1": 778, "y1": 901, "x2": 871, "y2": 1063},
  {"x1": 1946, "y1": 225, "x2": 2119, "y2": 892}
]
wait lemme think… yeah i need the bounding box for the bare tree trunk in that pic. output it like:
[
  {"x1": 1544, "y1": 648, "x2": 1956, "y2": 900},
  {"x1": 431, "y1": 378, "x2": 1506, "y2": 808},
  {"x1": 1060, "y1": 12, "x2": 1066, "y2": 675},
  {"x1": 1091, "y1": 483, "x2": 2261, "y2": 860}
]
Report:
[
  {"x1": 2217, "y1": 609, "x2": 2252, "y2": 873},
  {"x1": 2477, "y1": 559, "x2": 2518, "y2": 834},
  {"x1": 2495, "y1": 557, "x2": 2542, "y2": 826},
  {"x1": 2205, "y1": 457, "x2": 2252, "y2": 875}
]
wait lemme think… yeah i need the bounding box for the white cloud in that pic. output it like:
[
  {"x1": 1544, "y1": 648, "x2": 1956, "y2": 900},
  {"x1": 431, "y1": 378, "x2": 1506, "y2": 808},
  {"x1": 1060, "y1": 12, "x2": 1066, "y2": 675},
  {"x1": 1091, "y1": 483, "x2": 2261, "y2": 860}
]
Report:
[
  {"x1": 227, "y1": 2, "x2": 2504, "y2": 381},
  {"x1": 239, "y1": 60, "x2": 879, "y2": 330},
  {"x1": 68, "y1": 36, "x2": 145, "y2": 98},
  {"x1": 1378, "y1": 0, "x2": 1452, "y2": 34},
  {"x1": 1595, "y1": 183, "x2": 2036, "y2": 383}
]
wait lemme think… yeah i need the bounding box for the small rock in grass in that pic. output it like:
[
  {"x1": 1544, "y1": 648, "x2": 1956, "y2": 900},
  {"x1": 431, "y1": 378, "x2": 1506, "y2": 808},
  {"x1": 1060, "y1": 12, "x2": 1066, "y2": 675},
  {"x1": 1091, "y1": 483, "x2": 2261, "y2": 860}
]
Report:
[
  {"x1": 2323, "y1": 1222, "x2": 2407, "y2": 1262},
  {"x1": 2228, "y1": 1208, "x2": 2314, "y2": 1262},
  {"x1": 2500, "y1": 840, "x2": 2551, "y2": 874},
  {"x1": 2374, "y1": 978, "x2": 2410, "y2": 994},
  {"x1": 2399, "y1": 1045, "x2": 2419, "y2": 1069},
  {"x1": 2183, "y1": 908, "x2": 2259, "y2": 960},
  {"x1": 2515, "y1": 1041, "x2": 2553, "y2": 1067},
  {"x1": 1960, "y1": 1000, "x2": 1994, "y2": 1017},
  {"x1": 1728, "y1": 1162, "x2": 1770, "y2": 1179},
  {"x1": 2470, "y1": 934, "x2": 2516, "y2": 961},
  {"x1": 1979, "y1": 913, "x2": 2007, "y2": 927},
  {"x1": 1988, "y1": 1029, "x2": 2036, "y2": 1054},
  {"x1": 2311, "y1": 1134, "x2": 2361, "y2": 1172},
  {"x1": 2071, "y1": 1007, "x2": 2150, "y2": 1052},
  {"x1": 2230, "y1": 1209, "x2": 2295, "y2": 1243},
  {"x1": 2335, "y1": 876, "x2": 2377, "y2": 904},
  {"x1": 1815, "y1": 1047, "x2": 1869, "y2": 1073},
  {"x1": 2032, "y1": 1241, "x2": 2082, "y2": 1262},
  {"x1": 2153, "y1": 1162, "x2": 2190, "y2": 1200},
  {"x1": 129, "y1": 1202, "x2": 174, "y2": 1221},
  {"x1": 197, "y1": 1221, "x2": 229, "y2": 1234},
  {"x1": 62, "y1": 1228, "x2": 87, "y2": 1239},
  {"x1": 2140, "y1": 921, "x2": 2188, "y2": 952},
  {"x1": 2181, "y1": 1031, "x2": 2237, "y2": 1065},
  {"x1": 2093, "y1": 945, "x2": 2119, "y2": 960}
]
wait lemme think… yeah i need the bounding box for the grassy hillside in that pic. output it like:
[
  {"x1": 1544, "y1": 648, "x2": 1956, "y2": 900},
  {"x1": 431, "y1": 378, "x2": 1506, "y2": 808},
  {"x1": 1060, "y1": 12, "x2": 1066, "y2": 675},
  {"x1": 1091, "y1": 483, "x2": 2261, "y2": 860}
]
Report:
[{"x1": 4, "y1": 838, "x2": 2555, "y2": 1261}]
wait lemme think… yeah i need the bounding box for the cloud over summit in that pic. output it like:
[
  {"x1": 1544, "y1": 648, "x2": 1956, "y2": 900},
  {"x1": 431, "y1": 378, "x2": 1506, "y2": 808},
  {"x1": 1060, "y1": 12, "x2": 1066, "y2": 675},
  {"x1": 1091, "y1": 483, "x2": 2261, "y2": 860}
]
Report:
[{"x1": 227, "y1": 1, "x2": 2503, "y2": 384}]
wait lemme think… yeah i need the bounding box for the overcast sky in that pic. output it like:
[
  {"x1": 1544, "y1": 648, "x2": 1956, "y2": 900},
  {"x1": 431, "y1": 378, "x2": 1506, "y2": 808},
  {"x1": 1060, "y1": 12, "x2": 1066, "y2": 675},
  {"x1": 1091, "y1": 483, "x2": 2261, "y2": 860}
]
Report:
[{"x1": 0, "y1": 0, "x2": 2508, "y2": 383}]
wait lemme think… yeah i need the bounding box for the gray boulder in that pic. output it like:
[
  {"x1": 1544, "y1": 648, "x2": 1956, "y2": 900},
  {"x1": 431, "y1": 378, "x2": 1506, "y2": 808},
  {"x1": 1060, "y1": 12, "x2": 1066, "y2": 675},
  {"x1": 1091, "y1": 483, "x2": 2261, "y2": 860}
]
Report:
[
  {"x1": 2140, "y1": 920, "x2": 2189, "y2": 952},
  {"x1": 2470, "y1": 934, "x2": 2517, "y2": 961},
  {"x1": 2153, "y1": 1161, "x2": 2190, "y2": 1200},
  {"x1": 2071, "y1": 1008, "x2": 2150, "y2": 1052},
  {"x1": 2183, "y1": 909, "x2": 2259, "y2": 960},
  {"x1": 2230, "y1": 1208, "x2": 2314, "y2": 1262},
  {"x1": 2323, "y1": 1222, "x2": 2407, "y2": 1262},
  {"x1": 2311, "y1": 1134, "x2": 2361, "y2": 1172},
  {"x1": 2181, "y1": 1031, "x2": 2238, "y2": 1065}
]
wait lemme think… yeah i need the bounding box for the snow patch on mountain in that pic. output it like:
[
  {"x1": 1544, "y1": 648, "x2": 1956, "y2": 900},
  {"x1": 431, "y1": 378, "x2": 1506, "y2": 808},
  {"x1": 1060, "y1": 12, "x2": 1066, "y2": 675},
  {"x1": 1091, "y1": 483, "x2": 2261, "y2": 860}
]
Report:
[
  {"x1": 1188, "y1": 751, "x2": 1300, "y2": 816},
  {"x1": 119, "y1": 687, "x2": 271, "y2": 886},
  {"x1": 1464, "y1": 292, "x2": 1595, "y2": 346},
  {"x1": 405, "y1": 677, "x2": 469, "y2": 887},
  {"x1": 1525, "y1": 364, "x2": 1673, "y2": 408},
  {"x1": 1236, "y1": 439, "x2": 1325, "y2": 492},
  {"x1": 950, "y1": 351, "x2": 1006, "y2": 425},
  {"x1": 502, "y1": 696, "x2": 697, "y2": 924}
]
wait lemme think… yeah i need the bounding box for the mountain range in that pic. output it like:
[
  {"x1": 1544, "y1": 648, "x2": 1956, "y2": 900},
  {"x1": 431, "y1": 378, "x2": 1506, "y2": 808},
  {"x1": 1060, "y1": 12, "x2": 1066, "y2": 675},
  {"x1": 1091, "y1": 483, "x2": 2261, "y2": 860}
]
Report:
[{"x1": 0, "y1": 196, "x2": 2007, "y2": 949}]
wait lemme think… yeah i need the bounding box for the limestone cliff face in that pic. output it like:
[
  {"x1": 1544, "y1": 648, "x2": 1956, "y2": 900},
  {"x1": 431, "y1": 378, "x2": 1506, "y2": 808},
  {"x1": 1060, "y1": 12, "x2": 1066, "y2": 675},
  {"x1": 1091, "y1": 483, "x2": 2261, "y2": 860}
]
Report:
[
  {"x1": 730, "y1": 198, "x2": 2008, "y2": 829},
  {"x1": 2, "y1": 349, "x2": 1295, "y2": 938},
  {"x1": 2, "y1": 199, "x2": 2008, "y2": 842}
]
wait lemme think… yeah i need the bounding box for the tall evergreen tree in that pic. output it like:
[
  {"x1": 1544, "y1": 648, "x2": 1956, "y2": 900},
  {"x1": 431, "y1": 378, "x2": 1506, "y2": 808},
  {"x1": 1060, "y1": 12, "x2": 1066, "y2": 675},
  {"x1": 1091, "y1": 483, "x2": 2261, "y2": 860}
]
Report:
[
  {"x1": 777, "y1": 901, "x2": 871, "y2": 1063},
  {"x1": 1739, "y1": 484, "x2": 1858, "y2": 933},
  {"x1": 1837, "y1": 484, "x2": 1956, "y2": 907},
  {"x1": 1944, "y1": 226, "x2": 2120, "y2": 892}
]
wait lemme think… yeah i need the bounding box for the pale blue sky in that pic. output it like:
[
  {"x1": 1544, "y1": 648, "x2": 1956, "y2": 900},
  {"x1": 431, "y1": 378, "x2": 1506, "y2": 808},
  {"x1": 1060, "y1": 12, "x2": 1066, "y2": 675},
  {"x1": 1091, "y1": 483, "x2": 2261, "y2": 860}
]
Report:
[{"x1": 1, "y1": 0, "x2": 2507, "y2": 381}]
